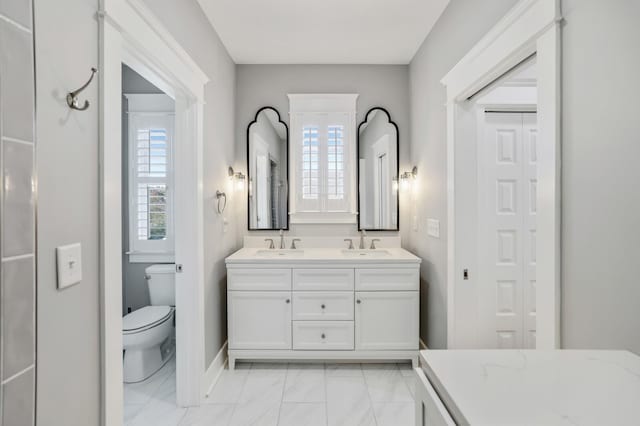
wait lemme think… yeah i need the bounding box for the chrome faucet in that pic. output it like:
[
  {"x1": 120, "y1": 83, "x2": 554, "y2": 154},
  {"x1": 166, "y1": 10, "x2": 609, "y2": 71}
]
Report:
[
  {"x1": 264, "y1": 238, "x2": 275, "y2": 249},
  {"x1": 359, "y1": 230, "x2": 367, "y2": 249},
  {"x1": 290, "y1": 238, "x2": 301, "y2": 249},
  {"x1": 370, "y1": 239, "x2": 381, "y2": 250},
  {"x1": 279, "y1": 229, "x2": 285, "y2": 249},
  {"x1": 344, "y1": 239, "x2": 354, "y2": 250}
]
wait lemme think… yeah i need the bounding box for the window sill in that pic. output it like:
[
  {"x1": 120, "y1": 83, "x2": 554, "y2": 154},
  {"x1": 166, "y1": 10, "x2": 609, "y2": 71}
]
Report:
[
  {"x1": 127, "y1": 252, "x2": 175, "y2": 264},
  {"x1": 290, "y1": 212, "x2": 357, "y2": 225}
]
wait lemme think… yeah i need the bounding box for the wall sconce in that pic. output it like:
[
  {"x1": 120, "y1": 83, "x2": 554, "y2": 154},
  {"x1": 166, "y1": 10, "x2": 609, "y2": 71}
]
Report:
[
  {"x1": 228, "y1": 167, "x2": 246, "y2": 192},
  {"x1": 400, "y1": 166, "x2": 418, "y2": 191}
]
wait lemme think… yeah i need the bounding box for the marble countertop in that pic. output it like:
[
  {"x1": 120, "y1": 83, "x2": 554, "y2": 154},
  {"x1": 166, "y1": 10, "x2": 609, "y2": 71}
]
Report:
[
  {"x1": 420, "y1": 349, "x2": 640, "y2": 426},
  {"x1": 225, "y1": 247, "x2": 421, "y2": 265}
]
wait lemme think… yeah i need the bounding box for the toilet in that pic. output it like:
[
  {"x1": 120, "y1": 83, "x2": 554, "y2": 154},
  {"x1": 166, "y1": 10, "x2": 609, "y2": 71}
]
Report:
[{"x1": 122, "y1": 264, "x2": 176, "y2": 383}]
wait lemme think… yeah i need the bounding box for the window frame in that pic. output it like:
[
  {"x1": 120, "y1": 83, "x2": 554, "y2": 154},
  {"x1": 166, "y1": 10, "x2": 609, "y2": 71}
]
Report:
[
  {"x1": 288, "y1": 94, "x2": 359, "y2": 224},
  {"x1": 125, "y1": 94, "x2": 175, "y2": 263}
]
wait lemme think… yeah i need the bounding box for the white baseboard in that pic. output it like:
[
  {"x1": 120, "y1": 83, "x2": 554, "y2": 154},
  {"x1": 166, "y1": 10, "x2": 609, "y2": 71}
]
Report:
[
  {"x1": 202, "y1": 340, "x2": 228, "y2": 400},
  {"x1": 420, "y1": 338, "x2": 429, "y2": 350}
]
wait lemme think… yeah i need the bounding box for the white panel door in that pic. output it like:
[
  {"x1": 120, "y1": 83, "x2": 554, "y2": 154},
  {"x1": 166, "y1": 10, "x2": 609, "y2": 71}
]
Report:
[
  {"x1": 478, "y1": 113, "x2": 537, "y2": 349},
  {"x1": 228, "y1": 291, "x2": 292, "y2": 349},
  {"x1": 355, "y1": 291, "x2": 419, "y2": 350}
]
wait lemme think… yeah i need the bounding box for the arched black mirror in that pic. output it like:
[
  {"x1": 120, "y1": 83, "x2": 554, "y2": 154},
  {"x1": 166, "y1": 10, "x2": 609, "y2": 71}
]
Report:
[
  {"x1": 247, "y1": 107, "x2": 289, "y2": 230},
  {"x1": 357, "y1": 107, "x2": 399, "y2": 231}
]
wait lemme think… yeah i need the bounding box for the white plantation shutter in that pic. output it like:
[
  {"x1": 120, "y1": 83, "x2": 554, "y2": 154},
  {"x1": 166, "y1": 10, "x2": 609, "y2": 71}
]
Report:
[
  {"x1": 302, "y1": 125, "x2": 320, "y2": 203},
  {"x1": 129, "y1": 113, "x2": 174, "y2": 256},
  {"x1": 292, "y1": 113, "x2": 355, "y2": 218}
]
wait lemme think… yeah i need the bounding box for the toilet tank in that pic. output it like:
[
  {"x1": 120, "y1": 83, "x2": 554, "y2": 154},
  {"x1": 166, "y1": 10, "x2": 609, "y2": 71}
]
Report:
[{"x1": 145, "y1": 264, "x2": 176, "y2": 306}]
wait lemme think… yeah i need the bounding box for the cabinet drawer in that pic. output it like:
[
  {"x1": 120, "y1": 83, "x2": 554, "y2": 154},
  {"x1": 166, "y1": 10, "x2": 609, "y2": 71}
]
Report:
[
  {"x1": 293, "y1": 269, "x2": 354, "y2": 291},
  {"x1": 292, "y1": 292, "x2": 354, "y2": 321},
  {"x1": 292, "y1": 321, "x2": 354, "y2": 350},
  {"x1": 355, "y1": 268, "x2": 419, "y2": 291},
  {"x1": 228, "y1": 268, "x2": 291, "y2": 291}
]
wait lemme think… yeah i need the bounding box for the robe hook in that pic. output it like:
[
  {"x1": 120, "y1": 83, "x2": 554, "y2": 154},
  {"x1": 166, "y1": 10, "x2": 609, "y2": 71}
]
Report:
[{"x1": 67, "y1": 67, "x2": 98, "y2": 111}]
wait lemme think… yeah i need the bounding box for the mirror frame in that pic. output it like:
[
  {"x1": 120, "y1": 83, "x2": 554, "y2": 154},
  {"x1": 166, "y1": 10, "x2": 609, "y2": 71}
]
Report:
[
  {"x1": 246, "y1": 106, "x2": 290, "y2": 231},
  {"x1": 356, "y1": 107, "x2": 400, "y2": 231}
]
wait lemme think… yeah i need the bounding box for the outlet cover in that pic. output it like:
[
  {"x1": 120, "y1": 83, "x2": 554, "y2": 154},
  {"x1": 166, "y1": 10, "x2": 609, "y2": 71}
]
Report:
[
  {"x1": 56, "y1": 243, "x2": 82, "y2": 289},
  {"x1": 427, "y1": 219, "x2": 440, "y2": 238}
]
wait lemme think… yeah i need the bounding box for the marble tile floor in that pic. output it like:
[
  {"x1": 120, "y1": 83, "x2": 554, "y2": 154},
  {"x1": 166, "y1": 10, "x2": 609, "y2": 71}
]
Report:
[{"x1": 124, "y1": 356, "x2": 417, "y2": 426}]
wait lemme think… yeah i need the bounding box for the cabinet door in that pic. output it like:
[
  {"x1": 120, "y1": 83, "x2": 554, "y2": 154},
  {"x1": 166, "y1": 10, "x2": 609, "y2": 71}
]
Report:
[
  {"x1": 355, "y1": 291, "x2": 418, "y2": 350},
  {"x1": 228, "y1": 291, "x2": 292, "y2": 349}
]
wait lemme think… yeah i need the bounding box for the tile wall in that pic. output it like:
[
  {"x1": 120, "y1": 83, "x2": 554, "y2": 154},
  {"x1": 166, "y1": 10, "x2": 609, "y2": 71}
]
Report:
[{"x1": 0, "y1": 0, "x2": 36, "y2": 424}]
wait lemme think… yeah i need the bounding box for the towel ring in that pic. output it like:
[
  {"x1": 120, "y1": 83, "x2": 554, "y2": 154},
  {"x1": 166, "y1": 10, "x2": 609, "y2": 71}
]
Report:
[{"x1": 216, "y1": 191, "x2": 227, "y2": 214}]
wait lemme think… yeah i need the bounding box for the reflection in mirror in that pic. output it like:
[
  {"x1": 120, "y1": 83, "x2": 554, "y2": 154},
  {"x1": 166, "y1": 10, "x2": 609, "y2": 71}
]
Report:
[
  {"x1": 247, "y1": 107, "x2": 289, "y2": 230},
  {"x1": 357, "y1": 108, "x2": 399, "y2": 231}
]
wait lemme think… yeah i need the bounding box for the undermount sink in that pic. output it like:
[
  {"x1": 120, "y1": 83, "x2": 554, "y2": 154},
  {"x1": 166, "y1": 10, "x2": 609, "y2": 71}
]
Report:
[
  {"x1": 340, "y1": 249, "x2": 391, "y2": 258},
  {"x1": 255, "y1": 249, "x2": 305, "y2": 257}
]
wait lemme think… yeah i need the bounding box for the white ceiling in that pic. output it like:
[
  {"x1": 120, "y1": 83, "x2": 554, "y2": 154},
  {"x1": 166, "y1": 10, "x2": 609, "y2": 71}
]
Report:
[{"x1": 197, "y1": 0, "x2": 450, "y2": 64}]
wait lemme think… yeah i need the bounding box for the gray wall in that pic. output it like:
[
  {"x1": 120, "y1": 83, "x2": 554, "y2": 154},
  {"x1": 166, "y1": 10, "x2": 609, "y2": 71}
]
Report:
[
  {"x1": 122, "y1": 64, "x2": 164, "y2": 94},
  {"x1": 407, "y1": 0, "x2": 520, "y2": 349},
  {"x1": 0, "y1": 0, "x2": 36, "y2": 424},
  {"x1": 561, "y1": 0, "x2": 640, "y2": 354},
  {"x1": 143, "y1": 0, "x2": 240, "y2": 367},
  {"x1": 235, "y1": 65, "x2": 411, "y2": 240},
  {"x1": 34, "y1": 0, "x2": 101, "y2": 423}
]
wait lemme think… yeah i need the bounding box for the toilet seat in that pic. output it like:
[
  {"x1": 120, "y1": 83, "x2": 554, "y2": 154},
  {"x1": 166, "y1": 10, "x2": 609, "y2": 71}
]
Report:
[{"x1": 123, "y1": 306, "x2": 173, "y2": 335}]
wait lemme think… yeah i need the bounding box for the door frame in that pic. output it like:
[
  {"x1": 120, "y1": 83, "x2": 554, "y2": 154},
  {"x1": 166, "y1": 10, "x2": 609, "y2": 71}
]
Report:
[
  {"x1": 442, "y1": 0, "x2": 562, "y2": 349},
  {"x1": 99, "y1": 0, "x2": 209, "y2": 424}
]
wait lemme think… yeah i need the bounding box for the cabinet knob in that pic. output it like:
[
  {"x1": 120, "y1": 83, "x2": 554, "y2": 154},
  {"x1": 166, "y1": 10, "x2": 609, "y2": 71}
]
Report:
[
  {"x1": 286, "y1": 299, "x2": 290, "y2": 304},
  {"x1": 321, "y1": 304, "x2": 326, "y2": 309},
  {"x1": 321, "y1": 333, "x2": 326, "y2": 339},
  {"x1": 356, "y1": 299, "x2": 361, "y2": 304}
]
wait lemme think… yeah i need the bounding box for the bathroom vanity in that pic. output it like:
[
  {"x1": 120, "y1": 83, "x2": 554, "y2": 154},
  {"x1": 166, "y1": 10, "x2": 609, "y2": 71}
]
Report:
[{"x1": 225, "y1": 246, "x2": 421, "y2": 369}]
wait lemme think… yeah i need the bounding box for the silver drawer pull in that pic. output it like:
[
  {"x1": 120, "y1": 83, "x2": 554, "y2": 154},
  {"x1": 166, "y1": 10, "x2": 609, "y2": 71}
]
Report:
[
  {"x1": 321, "y1": 333, "x2": 326, "y2": 339},
  {"x1": 321, "y1": 304, "x2": 326, "y2": 309},
  {"x1": 286, "y1": 299, "x2": 290, "y2": 304},
  {"x1": 356, "y1": 299, "x2": 361, "y2": 304}
]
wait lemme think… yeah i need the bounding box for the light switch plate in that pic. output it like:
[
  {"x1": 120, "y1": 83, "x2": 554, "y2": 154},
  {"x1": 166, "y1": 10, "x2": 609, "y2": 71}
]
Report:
[
  {"x1": 56, "y1": 243, "x2": 82, "y2": 289},
  {"x1": 427, "y1": 219, "x2": 440, "y2": 238}
]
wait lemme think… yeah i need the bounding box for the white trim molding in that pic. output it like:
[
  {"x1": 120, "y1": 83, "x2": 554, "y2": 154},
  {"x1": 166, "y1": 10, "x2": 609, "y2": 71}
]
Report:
[
  {"x1": 202, "y1": 341, "x2": 228, "y2": 400},
  {"x1": 441, "y1": 0, "x2": 561, "y2": 350},
  {"x1": 99, "y1": 0, "x2": 209, "y2": 424}
]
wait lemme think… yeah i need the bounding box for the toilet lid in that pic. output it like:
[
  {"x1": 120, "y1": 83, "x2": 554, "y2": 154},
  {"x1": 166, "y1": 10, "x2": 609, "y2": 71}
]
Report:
[{"x1": 123, "y1": 306, "x2": 172, "y2": 332}]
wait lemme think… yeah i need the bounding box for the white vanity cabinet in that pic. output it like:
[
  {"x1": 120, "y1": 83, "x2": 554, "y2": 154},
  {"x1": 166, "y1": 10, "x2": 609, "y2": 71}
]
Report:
[{"x1": 226, "y1": 248, "x2": 422, "y2": 369}]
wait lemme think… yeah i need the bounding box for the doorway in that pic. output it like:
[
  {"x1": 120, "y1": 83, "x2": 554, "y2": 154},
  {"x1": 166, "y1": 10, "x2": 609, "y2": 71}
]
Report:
[
  {"x1": 442, "y1": 0, "x2": 561, "y2": 350},
  {"x1": 99, "y1": 1, "x2": 210, "y2": 424},
  {"x1": 121, "y1": 65, "x2": 178, "y2": 419}
]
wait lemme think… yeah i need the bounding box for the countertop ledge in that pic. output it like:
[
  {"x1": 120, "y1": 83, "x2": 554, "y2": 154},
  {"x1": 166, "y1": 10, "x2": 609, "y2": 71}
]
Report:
[
  {"x1": 420, "y1": 349, "x2": 640, "y2": 426},
  {"x1": 225, "y1": 247, "x2": 421, "y2": 264}
]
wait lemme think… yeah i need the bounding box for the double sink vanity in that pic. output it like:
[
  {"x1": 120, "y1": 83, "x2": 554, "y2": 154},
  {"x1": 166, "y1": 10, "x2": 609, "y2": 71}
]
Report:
[{"x1": 225, "y1": 239, "x2": 421, "y2": 369}]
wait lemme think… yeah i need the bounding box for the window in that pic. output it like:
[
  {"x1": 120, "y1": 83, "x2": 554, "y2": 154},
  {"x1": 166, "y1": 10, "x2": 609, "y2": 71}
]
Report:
[
  {"x1": 126, "y1": 94, "x2": 175, "y2": 262},
  {"x1": 289, "y1": 94, "x2": 358, "y2": 223}
]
